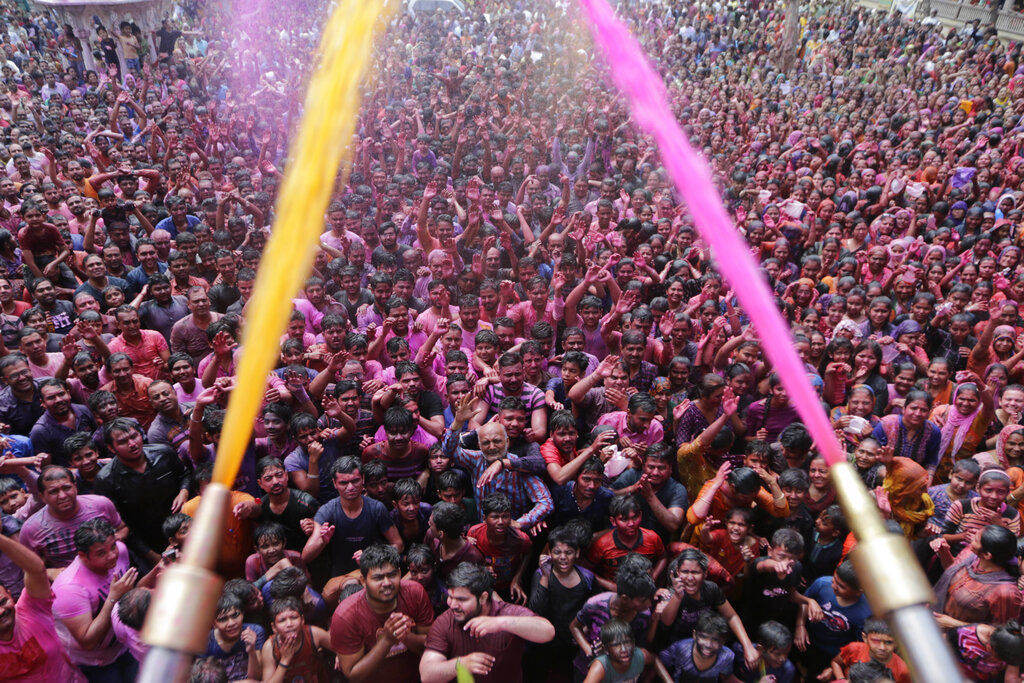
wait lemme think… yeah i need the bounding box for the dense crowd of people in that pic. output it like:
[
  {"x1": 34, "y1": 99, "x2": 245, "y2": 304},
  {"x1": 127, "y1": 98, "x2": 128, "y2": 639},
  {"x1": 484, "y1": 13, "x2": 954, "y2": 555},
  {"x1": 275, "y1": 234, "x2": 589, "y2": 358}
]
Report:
[{"x1": 3, "y1": 0, "x2": 1024, "y2": 681}]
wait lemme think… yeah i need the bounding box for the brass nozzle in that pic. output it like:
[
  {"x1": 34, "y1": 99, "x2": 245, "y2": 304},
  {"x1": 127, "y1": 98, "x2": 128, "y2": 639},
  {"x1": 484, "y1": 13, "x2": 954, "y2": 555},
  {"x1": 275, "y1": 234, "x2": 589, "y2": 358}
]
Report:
[
  {"x1": 829, "y1": 461, "x2": 935, "y2": 613},
  {"x1": 141, "y1": 483, "x2": 230, "y2": 654}
]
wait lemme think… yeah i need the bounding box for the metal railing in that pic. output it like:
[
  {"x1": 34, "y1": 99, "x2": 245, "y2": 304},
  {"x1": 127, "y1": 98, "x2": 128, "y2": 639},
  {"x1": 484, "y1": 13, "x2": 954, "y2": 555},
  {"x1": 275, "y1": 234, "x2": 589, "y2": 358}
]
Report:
[{"x1": 859, "y1": 0, "x2": 1024, "y2": 41}]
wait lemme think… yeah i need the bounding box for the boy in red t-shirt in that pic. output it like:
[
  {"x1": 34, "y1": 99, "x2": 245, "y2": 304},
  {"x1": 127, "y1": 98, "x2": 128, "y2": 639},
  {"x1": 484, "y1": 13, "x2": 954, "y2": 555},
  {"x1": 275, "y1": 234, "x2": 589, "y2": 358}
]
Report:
[
  {"x1": 698, "y1": 507, "x2": 757, "y2": 598},
  {"x1": 539, "y1": 409, "x2": 617, "y2": 486},
  {"x1": 466, "y1": 492, "x2": 531, "y2": 603},
  {"x1": 587, "y1": 494, "x2": 666, "y2": 591},
  {"x1": 828, "y1": 618, "x2": 911, "y2": 683}
]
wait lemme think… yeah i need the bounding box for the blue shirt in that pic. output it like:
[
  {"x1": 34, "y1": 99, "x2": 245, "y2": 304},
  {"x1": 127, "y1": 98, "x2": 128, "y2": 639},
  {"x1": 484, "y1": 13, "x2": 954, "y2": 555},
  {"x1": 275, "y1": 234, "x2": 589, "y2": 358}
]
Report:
[
  {"x1": 155, "y1": 214, "x2": 201, "y2": 239},
  {"x1": 803, "y1": 575, "x2": 871, "y2": 656},
  {"x1": 125, "y1": 262, "x2": 168, "y2": 295},
  {"x1": 313, "y1": 496, "x2": 394, "y2": 575}
]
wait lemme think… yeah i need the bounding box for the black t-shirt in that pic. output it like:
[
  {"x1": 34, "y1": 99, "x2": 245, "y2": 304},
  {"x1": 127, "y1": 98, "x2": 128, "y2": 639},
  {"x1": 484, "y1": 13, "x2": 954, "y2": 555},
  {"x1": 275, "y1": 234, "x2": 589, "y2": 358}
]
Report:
[
  {"x1": 418, "y1": 390, "x2": 444, "y2": 419},
  {"x1": 746, "y1": 557, "x2": 802, "y2": 629},
  {"x1": 667, "y1": 581, "x2": 726, "y2": 642},
  {"x1": 208, "y1": 283, "x2": 240, "y2": 314},
  {"x1": 155, "y1": 28, "x2": 182, "y2": 55},
  {"x1": 259, "y1": 489, "x2": 320, "y2": 552}
]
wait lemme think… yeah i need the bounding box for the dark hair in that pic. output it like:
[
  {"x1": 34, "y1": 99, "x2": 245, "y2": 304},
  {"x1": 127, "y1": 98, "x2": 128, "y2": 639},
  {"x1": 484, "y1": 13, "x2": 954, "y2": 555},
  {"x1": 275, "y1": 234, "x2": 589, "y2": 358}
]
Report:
[
  {"x1": 269, "y1": 595, "x2": 304, "y2": 621},
  {"x1": 990, "y1": 620, "x2": 1024, "y2": 667},
  {"x1": 268, "y1": 566, "x2": 308, "y2": 600},
  {"x1": 361, "y1": 459, "x2": 388, "y2": 482},
  {"x1": 547, "y1": 525, "x2": 584, "y2": 552},
  {"x1": 116, "y1": 587, "x2": 151, "y2": 631},
  {"x1": 102, "y1": 416, "x2": 144, "y2": 445},
  {"x1": 609, "y1": 494, "x2": 642, "y2": 518},
  {"x1": 549, "y1": 409, "x2": 577, "y2": 434},
  {"x1": 330, "y1": 456, "x2": 362, "y2": 479},
  {"x1": 834, "y1": 558, "x2": 860, "y2": 590},
  {"x1": 37, "y1": 465, "x2": 74, "y2": 493},
  {"x1": 481, "y1": 492, "x2": 512, "y2": 516},
  {"x1": 695, "y1": 610, "x2": 730, "y2": 639},
  {"x1": 778, "y1": 468, "x2": 810, "y2": 491},
  {"x1": 188, "y1": 657, "x2": 228, "y2": 683},
  {"x1": 848, "y1": 660, "x2": 892, "y2": 683},
  {"x1": 599, "y1": 618, "x2": 635, "y2": 648},
  {"x1": 162, "y1": 513, "x2": 191, "y2": 541},
  {"x1": 447, "y1": 562, "x2": 494, "y2": 598},
  {"x1": 756, "y1": 620, "x2": 793, "y2": 650},
  {"x1": 670, "y1": 548, "x2": 709, "y2": 574},
  {"x1": 727, "y1": 467, "x2": 763, "y2": 495},
  {"x1": 256, "y1": 456, "x2": 285, "y2": 478},
  {"x1": 406, "y1": 543, "x2": 436, "y2": 569},
  {"x1": 627, "y1": 392, "x2": 657, "y2": 414},
  {"x1": 253, "y1": 522, "x2": 287, "y2": 547},
  {"x1": 980, "y1": 524, "x2": 1018, "y2": 566},
  {"x1": 392, "y1": 477, "x2": 422, "y2": 501},
  {"x1": 359, "y1": 544, "x2": 401, "y2": 576},
  {"x1": 215, "y1": 592, "x2": 245, "y2": 618},
  {"x1": 74, "y1": 518, "x2": 117, "y2": 553},
  {"x1": 431, "y1": 502, "x2": 466, "y2": 538},
  {"x1": 862, "y1": 618, "x2": 891, "y2": 636},
  {"x1": 383, "y1": 405, "x2": 415, "y2": 435},
  {"x1": 615, "y1": 562, "x2": 656, "y2": 598}
]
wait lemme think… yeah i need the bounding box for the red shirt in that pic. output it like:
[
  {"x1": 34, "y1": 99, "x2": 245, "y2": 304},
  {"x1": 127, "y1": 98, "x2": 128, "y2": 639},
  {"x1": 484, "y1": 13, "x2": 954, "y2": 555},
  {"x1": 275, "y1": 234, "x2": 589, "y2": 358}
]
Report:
[
  {"x1": 466, "y1": 523, "x2": 531, "y2": 591},
  {"x1": 331, "y1": 581, "x2": 434, "y2": 681},
  {"x1": 838, "y1": 642, "x2": 911, "y2": 683},
  {"x1": 0, "y1": 590, "x2": 86, "y2": 682},
  {"x1": 423, "y1": 601, "x2": 537, "y2": 683},
  {"x1": 108, "y1": 330, "x2": 168, "y2": 381},
  {"x1": 587, "y1": 528, "x2": 664, "y2": 581}
]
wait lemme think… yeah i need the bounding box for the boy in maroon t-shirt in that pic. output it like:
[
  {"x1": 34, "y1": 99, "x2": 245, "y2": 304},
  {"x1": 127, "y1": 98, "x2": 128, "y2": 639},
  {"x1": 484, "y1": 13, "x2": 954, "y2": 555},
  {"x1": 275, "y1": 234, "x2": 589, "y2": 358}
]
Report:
[{"x1": 466, "y1": 493, "x2": 531, "y2": 603}]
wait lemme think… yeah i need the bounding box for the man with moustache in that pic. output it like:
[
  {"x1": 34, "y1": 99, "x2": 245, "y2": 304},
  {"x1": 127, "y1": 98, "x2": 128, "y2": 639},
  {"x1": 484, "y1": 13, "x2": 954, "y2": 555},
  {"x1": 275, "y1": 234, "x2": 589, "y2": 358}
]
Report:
[{"x1": 332, "y1": 544, "x2": 433, "y2": 682}]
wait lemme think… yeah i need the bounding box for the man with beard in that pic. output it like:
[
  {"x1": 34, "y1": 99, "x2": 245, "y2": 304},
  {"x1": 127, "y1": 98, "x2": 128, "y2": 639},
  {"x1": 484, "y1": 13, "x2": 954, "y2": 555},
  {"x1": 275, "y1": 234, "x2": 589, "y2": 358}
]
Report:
[
  {"x1": 420, "y1": 562, "x2": 554, "y2": 683},
  {"x1": 20, "y1": 465, "x2": 126, "y2": 577},
  {"x1": 29, "y1": 279, "x2": 76, "y2": 334},
  {"x1": 255, "y1": 456, "x2": 319, "y2": 552},
  {"x1": 445, "y1": 398, "x2": 552, "y2": 532},
  {"x1": 469, "y1": 351, "x2": 547, "y2": 443},
  {"x1": 29, "y1": 379, "x2": 96, "y2": 466},
  {"x1": 67, "y1": 351, "x2": 102, "y2": 406},
  {"x1": 0, "y1": 354, "x2": 45, "y2": 434},
  {"x1": 332, "y1": 544, "x2": 433, "y2": 682}
]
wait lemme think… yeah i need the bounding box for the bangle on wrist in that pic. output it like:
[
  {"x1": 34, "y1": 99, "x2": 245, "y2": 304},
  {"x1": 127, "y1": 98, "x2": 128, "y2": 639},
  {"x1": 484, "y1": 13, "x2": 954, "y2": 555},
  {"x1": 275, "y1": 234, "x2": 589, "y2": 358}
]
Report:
[{"x1": 307, "y1": 473, "x2": 319, "y2": 479}]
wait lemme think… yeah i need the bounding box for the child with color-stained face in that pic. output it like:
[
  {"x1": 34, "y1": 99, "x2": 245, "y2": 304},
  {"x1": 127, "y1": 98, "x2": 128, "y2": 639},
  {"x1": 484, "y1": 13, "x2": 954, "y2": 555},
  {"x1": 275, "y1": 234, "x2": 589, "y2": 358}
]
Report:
[
  {"x1": 582, "y1": 617, "x2": 671, "y2": 683},
  {"x1": 260, "y1": 596, "x2": 331, "y2": 681}
]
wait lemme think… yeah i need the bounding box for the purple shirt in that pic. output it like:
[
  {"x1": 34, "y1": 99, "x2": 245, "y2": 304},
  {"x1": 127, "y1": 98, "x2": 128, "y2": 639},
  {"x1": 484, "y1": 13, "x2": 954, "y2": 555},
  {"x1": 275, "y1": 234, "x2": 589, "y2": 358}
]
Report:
[{"x1": 21, "y1": 495, "x2": 122, "y2": 569}]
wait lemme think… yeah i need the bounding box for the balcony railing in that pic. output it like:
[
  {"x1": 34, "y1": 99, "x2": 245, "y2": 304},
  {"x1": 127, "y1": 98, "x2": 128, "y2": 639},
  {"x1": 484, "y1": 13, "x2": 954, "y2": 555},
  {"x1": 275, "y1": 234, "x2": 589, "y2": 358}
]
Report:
[{"x1": 857, "y1": 0, "x2": 1024, "y2": 41}]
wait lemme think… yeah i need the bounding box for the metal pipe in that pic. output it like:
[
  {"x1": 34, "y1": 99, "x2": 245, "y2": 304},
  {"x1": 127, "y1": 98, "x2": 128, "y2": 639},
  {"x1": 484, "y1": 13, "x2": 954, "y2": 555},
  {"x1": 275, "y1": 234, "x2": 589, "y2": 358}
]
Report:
[
  {"x1": 137, "y1": 646, "x2": 194, "y2": 683},
  {"x1": 889, "y1": 604, "x2": 965, "y2": 683},
  {"x1": 139, "y1": 484, "x2": 230, "y2": 683},
  {"x1": 829, "y1": 462, "x2": 964, "y2": 682}
]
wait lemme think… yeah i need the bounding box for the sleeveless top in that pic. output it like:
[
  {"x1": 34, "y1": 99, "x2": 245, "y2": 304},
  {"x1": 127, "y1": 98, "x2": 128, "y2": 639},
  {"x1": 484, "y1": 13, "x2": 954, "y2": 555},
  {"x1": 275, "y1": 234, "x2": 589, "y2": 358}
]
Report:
[
  {"x1": 270, "y1": 626, "x2": 327, "y2": 683},
  {"x1": 594, "y1": 649, "x2": 645, "y2": 683}
]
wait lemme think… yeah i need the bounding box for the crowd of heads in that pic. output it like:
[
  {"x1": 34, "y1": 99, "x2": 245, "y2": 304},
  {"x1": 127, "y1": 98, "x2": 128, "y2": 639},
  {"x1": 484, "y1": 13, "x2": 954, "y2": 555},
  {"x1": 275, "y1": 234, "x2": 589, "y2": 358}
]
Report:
[{"x1": 4, "y1": 0, "x2": 1024, "y2": 681}]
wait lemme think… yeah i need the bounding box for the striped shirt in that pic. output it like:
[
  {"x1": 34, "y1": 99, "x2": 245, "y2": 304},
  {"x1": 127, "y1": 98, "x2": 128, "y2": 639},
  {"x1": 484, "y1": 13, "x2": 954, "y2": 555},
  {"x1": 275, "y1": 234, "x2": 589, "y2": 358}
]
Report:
[
  {"x1": 482, "y1": 381, "x2": 545, "y2": 417},
  {"x1": 442, "y1": 428, "x2": 553, "y2": 529}
]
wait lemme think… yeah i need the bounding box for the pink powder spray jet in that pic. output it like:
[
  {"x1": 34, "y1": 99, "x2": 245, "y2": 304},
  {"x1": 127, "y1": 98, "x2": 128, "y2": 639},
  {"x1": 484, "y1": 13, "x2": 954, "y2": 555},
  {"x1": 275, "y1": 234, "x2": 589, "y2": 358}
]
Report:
[{"x1": 573, "y1": 1, "x2": 962, "y2": 680}]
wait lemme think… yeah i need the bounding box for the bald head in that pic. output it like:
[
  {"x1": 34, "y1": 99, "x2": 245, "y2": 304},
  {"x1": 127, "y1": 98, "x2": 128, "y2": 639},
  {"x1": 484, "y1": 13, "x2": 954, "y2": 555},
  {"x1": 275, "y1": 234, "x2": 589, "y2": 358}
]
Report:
[{"x1": 478, "y1": 422, "x2": 508, "y2": 462}]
